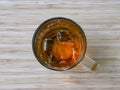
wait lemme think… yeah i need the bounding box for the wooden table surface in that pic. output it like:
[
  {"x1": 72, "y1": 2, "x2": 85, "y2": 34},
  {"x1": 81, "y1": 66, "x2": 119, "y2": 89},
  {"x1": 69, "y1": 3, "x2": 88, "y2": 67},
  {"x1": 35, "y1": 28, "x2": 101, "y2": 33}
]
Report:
[{"x1": 0, "y1": 0, "x2": 120, "y2": 90}]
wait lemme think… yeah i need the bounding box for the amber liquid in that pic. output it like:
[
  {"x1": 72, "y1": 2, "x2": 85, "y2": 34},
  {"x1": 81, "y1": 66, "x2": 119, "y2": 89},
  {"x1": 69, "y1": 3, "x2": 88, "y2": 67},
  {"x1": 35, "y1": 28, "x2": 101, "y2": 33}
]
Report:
[
  {"x1": 34, "y1": 18, "x2": 86, "y2": 70},
  {"x1": 41, "y1": 28, "x2": 83, "y2": 68}
]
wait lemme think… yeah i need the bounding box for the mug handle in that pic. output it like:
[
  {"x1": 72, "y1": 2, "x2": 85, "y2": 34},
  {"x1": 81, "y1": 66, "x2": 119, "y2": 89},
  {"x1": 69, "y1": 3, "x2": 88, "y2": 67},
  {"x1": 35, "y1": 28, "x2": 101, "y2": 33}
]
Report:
[{"x1": 80, "y1": 55, "x2": 99, "y2": 71}]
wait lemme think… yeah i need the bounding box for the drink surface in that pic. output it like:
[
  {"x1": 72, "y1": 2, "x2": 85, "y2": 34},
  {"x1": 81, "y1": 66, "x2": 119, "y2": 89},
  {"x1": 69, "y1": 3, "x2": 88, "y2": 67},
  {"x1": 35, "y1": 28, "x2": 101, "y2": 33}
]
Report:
[{"x1": 41, "y1": 28, "x2": 82, "y2": 68}]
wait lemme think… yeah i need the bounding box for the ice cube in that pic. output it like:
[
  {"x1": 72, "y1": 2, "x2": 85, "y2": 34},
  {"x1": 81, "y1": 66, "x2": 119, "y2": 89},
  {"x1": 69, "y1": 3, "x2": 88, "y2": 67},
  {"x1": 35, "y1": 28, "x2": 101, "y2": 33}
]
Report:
[
  {"x1": 48, "y1": 54, "x2": 56, "y2": 63},
  {"x1": 43, "y1": 38, "x2": 54, "y2": 56},
  {"x1": 56, "y1": 30, "x2": 73, "y2": 42}
]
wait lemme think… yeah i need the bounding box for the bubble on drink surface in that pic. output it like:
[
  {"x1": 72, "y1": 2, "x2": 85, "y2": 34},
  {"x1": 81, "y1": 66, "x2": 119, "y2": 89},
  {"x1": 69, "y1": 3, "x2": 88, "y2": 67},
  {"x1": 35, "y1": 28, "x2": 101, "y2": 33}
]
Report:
[{"x1": 57, "y1": 31, "x2": 61, "y2": 40}]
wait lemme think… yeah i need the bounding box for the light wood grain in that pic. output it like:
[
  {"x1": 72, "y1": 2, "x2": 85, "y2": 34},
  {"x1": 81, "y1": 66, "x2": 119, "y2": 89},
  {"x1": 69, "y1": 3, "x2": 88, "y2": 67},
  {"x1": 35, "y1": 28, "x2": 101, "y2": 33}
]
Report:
[{"x1": 0, "y1": 0, "x2": 120, "y2": 90}]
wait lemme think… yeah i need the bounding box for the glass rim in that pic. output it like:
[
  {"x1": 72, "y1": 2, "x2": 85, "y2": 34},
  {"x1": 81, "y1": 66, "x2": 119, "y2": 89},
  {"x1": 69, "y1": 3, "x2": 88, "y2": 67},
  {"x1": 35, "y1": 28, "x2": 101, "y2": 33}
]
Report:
[{"x1": 32, "y1": 17, "x2": 87, "y2": 71}]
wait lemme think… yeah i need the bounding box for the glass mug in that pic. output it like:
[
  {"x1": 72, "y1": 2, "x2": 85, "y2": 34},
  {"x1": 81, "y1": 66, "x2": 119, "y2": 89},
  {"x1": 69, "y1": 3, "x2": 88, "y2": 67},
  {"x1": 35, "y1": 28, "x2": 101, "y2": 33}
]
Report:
[{"x1": 32, "y1": 17, "x2": 98, "y2": 71}]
